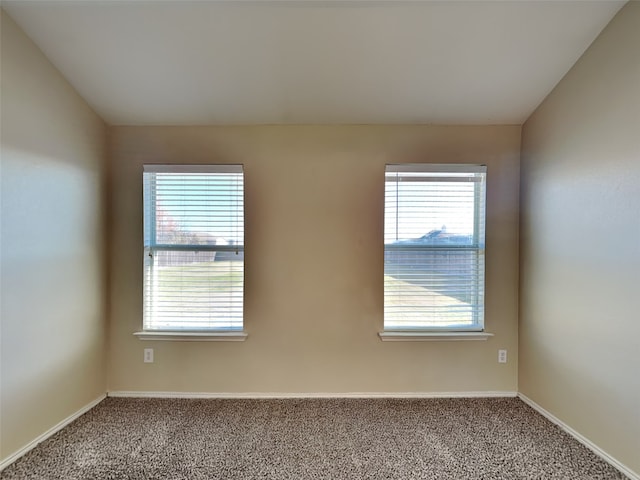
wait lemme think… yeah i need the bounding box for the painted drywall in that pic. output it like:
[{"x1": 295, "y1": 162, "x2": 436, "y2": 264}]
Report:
[
  {"x1": 520, "y1": 2, "x2": 640, "y2": 475},
  {"x1": 0, "y1": 11, "x2": 108, "y2": 463},
  {"x1": 108, "y1": 125, "x2": 520, "y2": 394}
]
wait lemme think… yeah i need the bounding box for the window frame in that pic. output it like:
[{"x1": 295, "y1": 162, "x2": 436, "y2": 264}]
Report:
[
  {"x1": 381, "y1": 163, "x2": 491, "y2": 341},
  {"x1": 136, "y1": 164, "x2": 247, "y2": 341}
]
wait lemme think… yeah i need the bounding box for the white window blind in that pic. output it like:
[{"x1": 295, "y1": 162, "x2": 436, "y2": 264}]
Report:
[
  {"x1": 143, "y1": 165, "x2": 244, "y2": 331},
  {"x1": 384, "y1": 164, "x2": 486, "y2": 331}
]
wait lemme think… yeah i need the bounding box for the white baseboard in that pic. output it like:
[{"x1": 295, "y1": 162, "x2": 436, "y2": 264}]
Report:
[
  {"x1": 0, "y1": 394, "x2": 106, "y2": 472},
  {"x1": 107, "y1": 390, "x2": 517, "y2": 399},
  {"x1": 518, "y1": 393, "x2": 638, "y2": 480}
]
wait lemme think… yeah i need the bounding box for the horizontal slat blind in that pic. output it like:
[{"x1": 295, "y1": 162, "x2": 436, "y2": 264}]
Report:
[
  {"x1": 384, "y1": 164, "x2": 486, "y2": 330},
  {"x1": 143, "y1": 165, "x2": 244, "y2": 331}
]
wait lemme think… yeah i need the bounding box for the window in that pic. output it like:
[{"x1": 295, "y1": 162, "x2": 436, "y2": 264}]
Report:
[
  {"x1": 384, "y1": 164, "x2": 486, "y2": 332},
  {"x1": 142, "y1": 165, "x2": 244, "y2": 332}
]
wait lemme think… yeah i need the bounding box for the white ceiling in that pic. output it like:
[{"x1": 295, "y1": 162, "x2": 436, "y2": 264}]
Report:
[{"x1": 3, "y1": 0, "x2": 626, "y2": 126}]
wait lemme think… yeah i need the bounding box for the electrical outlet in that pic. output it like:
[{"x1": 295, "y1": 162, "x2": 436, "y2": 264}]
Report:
[
  {"x1": 498, "y1": 349, "x2": 507, "y2": 364},
  {"x1": 144, "y1": 348, "x2": 154, "y2": 363}
]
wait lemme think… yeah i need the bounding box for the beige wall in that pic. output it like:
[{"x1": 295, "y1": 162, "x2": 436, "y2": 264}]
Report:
[
  {"x1": 108, "y1": 125, "x2": 520, "y2": 394},
  {"x1": 0, "y1": 11, "x2": 108, "y2": 463},
  {"x1": 520, "y1": 2, "x2": 640, "y2": 475}
]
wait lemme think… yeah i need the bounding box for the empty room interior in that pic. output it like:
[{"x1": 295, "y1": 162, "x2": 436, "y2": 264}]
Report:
[{"x1": 1, "y1": 0, "x2": 638, "y2": 478}]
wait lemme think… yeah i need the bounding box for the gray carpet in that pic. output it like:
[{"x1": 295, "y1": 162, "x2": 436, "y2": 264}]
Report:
[{"x1": 1, "y1": 397, "x2": 629, "y2": 479}]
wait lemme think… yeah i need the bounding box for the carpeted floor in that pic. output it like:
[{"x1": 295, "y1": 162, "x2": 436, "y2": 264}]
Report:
[{"x1": 1, "y1": 397, "x2": 629, "y2": 479}]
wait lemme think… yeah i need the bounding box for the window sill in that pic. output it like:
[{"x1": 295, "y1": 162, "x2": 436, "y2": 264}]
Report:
[
  {"x1": 378, "y1": 331, "x2": 493, "y2": 342},
  {"x1": 134, "y1": 331, "x2": 248, "y2": 342}
]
